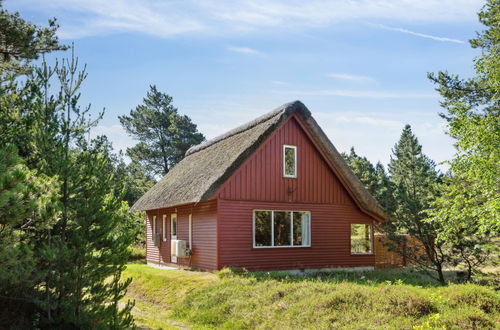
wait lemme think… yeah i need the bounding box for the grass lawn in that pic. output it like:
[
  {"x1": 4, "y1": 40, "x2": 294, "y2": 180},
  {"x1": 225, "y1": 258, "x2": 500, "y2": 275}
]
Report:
[{"x1": 122, "y1": 264, "x2": 499, "y2": 329}]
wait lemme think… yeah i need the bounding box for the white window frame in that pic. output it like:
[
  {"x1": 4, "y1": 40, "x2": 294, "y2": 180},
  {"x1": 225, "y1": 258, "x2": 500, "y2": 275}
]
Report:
[
  {"x1": 252, "y1": 210, "x2": 311, "y2": 248},
  {"x1": 162, "y1": 214, "x2": 167, "y2": 241},
  {"x1": 171, "y1": 213, "x2": 177, "y2": 240},
  {"x1": 350, "y1": 224, "x2": 374, "y2": 255},
  {"x1": 283, "y1": 145, "x2": 297, "y2": 178},
  {"x1": 152, "y1": 215, "x2": 157, "y2": 236},
  {"x1": 188, "y1": 214, "x2": 192, "y2": 249}
]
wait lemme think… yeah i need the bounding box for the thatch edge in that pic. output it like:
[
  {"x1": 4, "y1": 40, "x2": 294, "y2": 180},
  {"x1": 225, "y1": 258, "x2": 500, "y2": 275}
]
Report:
[
  {"x1": 186, "y1": 100, "x2": 309, "y2": 156},
  {"x1": 297, "y1": 112, "x2": 387, "y2": 221}
]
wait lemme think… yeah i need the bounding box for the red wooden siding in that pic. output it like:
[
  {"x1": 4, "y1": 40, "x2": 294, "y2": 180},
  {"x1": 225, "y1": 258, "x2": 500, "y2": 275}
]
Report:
[
  {"x1": 145, "y1": 199, "x2": 217, "y2": 270},
  {"x1": 217, "y1": 116, "x2": 352, "y2": 205},
  {"x1": 215, "y1": 114, "x2": 377, "y2": 271},
  {"x1": 218, "y1": 200, "x2": 374, "y2": 271}
]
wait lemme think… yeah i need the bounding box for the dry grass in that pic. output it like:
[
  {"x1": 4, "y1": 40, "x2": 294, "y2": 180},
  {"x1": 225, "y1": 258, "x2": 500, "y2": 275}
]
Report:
[{"x1": 122, "y1": 264, "x2": 499, "y2": 329}]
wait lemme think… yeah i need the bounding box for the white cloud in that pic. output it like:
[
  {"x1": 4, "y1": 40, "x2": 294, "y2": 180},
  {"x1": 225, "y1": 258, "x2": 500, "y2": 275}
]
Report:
[
  {"x1": 271, "y1": 80, "x2": 289, "y2": 85},
  {"x1": 327, "y1": 73, "x2": 375, "y2": 82},
  {"x1": 227, "y1": 46, "x2": 261, "y2": 55},
  {"x1": 287, "y1": 89, "x2": 436, "y2": 99},
  {"x1": 375, "y1": 24, "x2": 465, "y2": 44},
  {"x1": 9, "y1": 0, "x2": 483, "y2": 39}
]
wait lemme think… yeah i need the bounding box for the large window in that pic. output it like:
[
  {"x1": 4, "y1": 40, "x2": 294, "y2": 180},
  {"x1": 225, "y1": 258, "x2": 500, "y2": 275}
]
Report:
[
  {"x1": 351, "y1": 224, "x2": 372, "y2": 254},
  {"x1": 254, "y1": 210, "x2": 310, "y2": 248},
  {"x1": 283, "y1": 145, "x2": 297, "y2": 178}
]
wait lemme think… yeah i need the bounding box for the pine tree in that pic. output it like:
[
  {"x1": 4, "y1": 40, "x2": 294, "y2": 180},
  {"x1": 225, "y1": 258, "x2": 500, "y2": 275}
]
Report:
[
  {"x1": 387, "y1": 125, "x2": 446, "y2": 283},
  {"x1": 0, "y1": 145, "x2": 58, "y2": 327},
  {"x1": 342, "y1": 147, "x2": 378, "y2": 195},
  {"x1": 24, "y1": 52, "x2": 137, "y2": 327},
  {"x1": 427, "y1": 0, "x2": 499, "y2": 279},
  {"x1": 374, "y1": 162, "x2": 397, "y2": 217},
  {"x1": 342, "y1": 148, "x2": 396, "y2": 216},
  {"x1": 119, "y1": 85, "x2": 205, "y2": 178}
]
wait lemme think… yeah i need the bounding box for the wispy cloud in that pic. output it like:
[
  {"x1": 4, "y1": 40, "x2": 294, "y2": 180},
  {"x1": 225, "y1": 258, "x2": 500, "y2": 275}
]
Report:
[
  {"x1": 288, "y1": 89, "x2": 436, "y2": 99},
  {"x1": 272, "y1": 80, "x2": 289, "y2": 86},
  {"x1": 227, "y1": 46, "x2": 261, "y2": 55},
  {"x1": 375, "y1": 24, "x2": 465, "y2": 44},
  {"x1": 327, "y1": 73, "x2": 375, "y2": 82},
  {"x1": 9, "y1": 0, "x2": 483, "y2": 39}
]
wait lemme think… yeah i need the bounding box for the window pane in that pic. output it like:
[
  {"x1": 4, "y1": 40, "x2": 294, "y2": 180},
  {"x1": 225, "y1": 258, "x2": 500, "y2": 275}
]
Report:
[
  {"x1": 293, "y1": 211, "x2": 310, "y2": 246},
  {"x1": 284, "y1": 146, "x2": 296, "y2": 177},
  {"x1": 171, "y1": 214, "x2": 177, "y2": 237},
  {"x1": 274, "y1": 211, "x2": 291, "y2": 246},
  {"x1": 351, "y1": 224, "x2": 372, "y2": 253},
  {"x1": 255, "y1": 211, "x2": 272, "y2": 246}
]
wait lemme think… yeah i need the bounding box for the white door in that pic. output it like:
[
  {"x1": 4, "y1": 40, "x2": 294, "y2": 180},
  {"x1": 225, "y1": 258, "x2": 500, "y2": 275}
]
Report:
[{"x1": 171, "y1": 213, "x2": 177, "y2": 263}]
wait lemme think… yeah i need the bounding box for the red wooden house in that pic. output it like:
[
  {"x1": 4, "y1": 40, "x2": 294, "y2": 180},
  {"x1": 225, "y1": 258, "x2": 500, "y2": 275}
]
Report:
[{"x1": 131, "y1": 101, "x2": 386, "y2": 271}]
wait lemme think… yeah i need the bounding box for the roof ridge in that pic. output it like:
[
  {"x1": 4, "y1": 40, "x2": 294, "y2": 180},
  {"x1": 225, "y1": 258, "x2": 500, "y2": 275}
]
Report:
[{"x1": 185, "y1": 100, "x2": 308, "y2": 156}]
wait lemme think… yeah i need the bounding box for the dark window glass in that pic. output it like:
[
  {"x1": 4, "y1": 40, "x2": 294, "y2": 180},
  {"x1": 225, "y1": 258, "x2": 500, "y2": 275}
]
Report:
[
  {"x1": 293, "y1": 211, "x2": 310, "y2": 246},
  {"x1": 171, "y1": 214, "x2": 177, "y2": 237},
  {"x1": 274, "y1": 211, "x2": 291, "y2": 246},
  {"x1": 255, "y1": 211, "x2": 272, "y2": 246},
  {"x1": 351, "y1": 224, "x2": 372, "y2": 254},
  {"x1": 284, "y1": 146, "x2": 296, "y2": 177}
]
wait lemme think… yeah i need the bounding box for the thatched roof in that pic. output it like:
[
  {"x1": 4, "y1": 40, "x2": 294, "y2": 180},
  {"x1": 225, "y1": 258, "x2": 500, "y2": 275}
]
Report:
[{"x1": 130, "y1": 101, "x2": 386, "y2": 221}]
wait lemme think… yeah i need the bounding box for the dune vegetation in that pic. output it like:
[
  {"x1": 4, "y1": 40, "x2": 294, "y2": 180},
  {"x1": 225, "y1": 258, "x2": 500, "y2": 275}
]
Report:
[{"x1": 122, "y1": 264, "x2": 499, "y2": 329}]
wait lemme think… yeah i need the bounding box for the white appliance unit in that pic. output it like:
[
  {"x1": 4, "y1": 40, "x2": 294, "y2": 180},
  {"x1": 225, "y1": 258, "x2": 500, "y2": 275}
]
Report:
[{"x1": 171, "y1": 239, "x2": 188, "y2": 260}]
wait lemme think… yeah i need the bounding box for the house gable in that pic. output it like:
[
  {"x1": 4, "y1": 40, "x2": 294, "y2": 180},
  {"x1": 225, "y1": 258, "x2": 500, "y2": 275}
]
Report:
[{"x1": 216, "y1": 115, "x2": 354, "y2": 205}]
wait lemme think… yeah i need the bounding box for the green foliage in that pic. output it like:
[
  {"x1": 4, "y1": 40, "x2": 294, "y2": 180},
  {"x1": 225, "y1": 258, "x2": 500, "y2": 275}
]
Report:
[
  {"x1": 342, "y1": 148, "x2": 396, "y2": 215},
  {"x1": 0, "y1": 44, "x2": 138, "y2": 326},
  {"x1": 17, "y1": 52, "x2": 137, "y2": 328},
  {"x1": 427, "y1": 0, "x2": 500, "y2": 279},
  {"x1": 386, "y1": 125, "x2": 447, "y2": 283},
  {"x1": 0, "y1": 145, "x2": 59, "y2": 327},
  {"x1": 122, "y1": 264, "x2": 499, "y2": 329},
  {"x1": 119, "y1": 85, "x2": 205, "y2": 178},
  {"x1": 0, "y1": 1, "x2": 66, "y2": 74}
]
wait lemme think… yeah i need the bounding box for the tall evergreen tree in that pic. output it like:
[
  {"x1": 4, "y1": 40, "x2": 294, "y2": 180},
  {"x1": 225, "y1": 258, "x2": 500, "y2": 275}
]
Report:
[
  {"x1": 23, "y1": 52, "x2": 137, "y2": 327},
  {"x1": 374, "y1": 162, "x2": 397, "y2": 217},
  {"x1": 342, "y1": 148, "x2": 396, "y2": 216},
  {"x1": 386, "y1": 125, "x2": 446, "y2": 283},
  {"x1": 342, "y1": 147, "x2": 378, "y2": 195},
  {"x1": 119, "y1": 85, "x2": 205, "y2": 178},
  {"x1": 0, "y1": 145, "x2": 59, "y2": 327},
  {"x1": 427, "y1": 0, "x2": 499, "y2": 279},
  {"x1": 0, "y1": 0, "x2": 66, "y2": 74}
]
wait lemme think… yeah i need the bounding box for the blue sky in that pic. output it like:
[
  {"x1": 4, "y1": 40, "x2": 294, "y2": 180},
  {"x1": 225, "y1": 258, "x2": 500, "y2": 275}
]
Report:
[{"x1": 6, "y1": 0, "x2": 485, "y2": 170}]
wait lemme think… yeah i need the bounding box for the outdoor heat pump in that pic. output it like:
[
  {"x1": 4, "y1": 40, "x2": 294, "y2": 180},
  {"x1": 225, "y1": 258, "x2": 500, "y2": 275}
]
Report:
[{"x1": 171, "y1": 239, "x2": 188, "y2": 257}]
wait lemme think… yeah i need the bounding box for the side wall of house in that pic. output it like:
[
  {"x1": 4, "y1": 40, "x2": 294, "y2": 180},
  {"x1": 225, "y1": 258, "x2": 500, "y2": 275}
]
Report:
[
  {"x1": 145, "y1": 199, "x2": 218, "y2": 270},
  {"x1": 218, "y1": 200, "x2": 374, "y2": 270},
  {"x1": 216, "y1": 115, "x2": 376, "y2": 271}
]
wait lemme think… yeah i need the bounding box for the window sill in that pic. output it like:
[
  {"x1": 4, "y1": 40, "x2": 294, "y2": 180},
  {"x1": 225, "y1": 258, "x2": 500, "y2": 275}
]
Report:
[{"x1": 350, "y1": 253, "x2": 374, "y2": 256}]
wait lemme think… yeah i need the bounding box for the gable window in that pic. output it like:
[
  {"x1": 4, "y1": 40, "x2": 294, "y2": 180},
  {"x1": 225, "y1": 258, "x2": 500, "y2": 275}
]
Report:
[
  {"x1": 253, "y1": 210, "x2": 310, "y2": 248},
  {"x1": 283, "y1": 145, "x2": 297, "y2": 178},
  {"x1": 351, "y1": 224, "x2": 373, "y2": 254}
]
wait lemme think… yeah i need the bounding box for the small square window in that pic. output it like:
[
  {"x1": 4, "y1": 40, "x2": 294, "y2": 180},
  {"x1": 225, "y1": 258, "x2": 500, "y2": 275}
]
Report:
[{"x1": 283, "y1": 145, "x2": 297, "y2": 178}]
